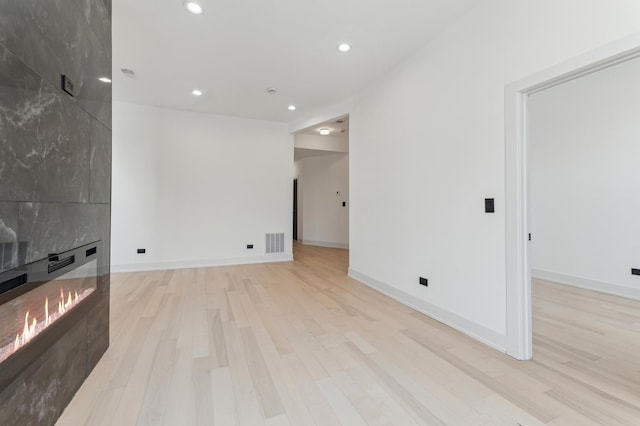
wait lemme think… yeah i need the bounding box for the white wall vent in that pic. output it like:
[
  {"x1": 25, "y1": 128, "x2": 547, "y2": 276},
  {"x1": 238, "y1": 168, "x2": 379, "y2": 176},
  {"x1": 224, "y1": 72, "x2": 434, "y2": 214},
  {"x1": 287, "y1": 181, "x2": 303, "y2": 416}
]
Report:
[{"x1": 265, "y1": 233, "x2": 285, "y2": 254}]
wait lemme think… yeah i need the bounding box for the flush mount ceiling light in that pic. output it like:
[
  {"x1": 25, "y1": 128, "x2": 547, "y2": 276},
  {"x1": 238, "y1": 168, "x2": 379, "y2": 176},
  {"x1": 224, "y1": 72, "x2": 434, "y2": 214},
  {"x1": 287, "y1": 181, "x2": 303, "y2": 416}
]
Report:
[
  {"x1": 98, "y1": 77, "x2": 111, "y2": 83},
  {"x1": 184, "y1": 1, "x2": 204, "y2": 14},
  {"x1": 288, "y1": 105, "x2": 296, "y2": 111},
  {"x1": 192, "y1": 89, "x2": 203, "y2": 96},
  {"x1": 337, "y1": 43, "x2": 352, "y2": 53},
  {"x1": 319, "y1": 128, "x2": 331, "y2": 136}
]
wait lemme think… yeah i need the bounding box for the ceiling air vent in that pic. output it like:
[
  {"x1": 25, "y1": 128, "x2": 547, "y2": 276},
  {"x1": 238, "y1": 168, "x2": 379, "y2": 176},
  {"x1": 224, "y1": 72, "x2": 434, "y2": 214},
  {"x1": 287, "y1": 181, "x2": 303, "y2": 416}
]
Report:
[{"x1": 121, "y1": 68, "x2": 136, "y2": 78}]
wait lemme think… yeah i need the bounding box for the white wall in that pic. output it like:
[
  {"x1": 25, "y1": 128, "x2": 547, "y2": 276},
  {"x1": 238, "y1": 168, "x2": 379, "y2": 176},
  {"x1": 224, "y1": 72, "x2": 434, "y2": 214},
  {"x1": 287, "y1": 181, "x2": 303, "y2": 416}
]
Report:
[
  {"x1": 295, "y1": 152, "x2": 349, "y2": 248},
  {"x1": 112, "y1": 102, "x2": 293, "y2": 271},
  {"x1": 295, "y1": 134, "x2": 349, "y2": 153},
  {"x1": 529, "y1": 57, "x2": 640, "y2": 299},
  {"x1": 348, "y1": 0, "x2": 640, "y2": 350}
]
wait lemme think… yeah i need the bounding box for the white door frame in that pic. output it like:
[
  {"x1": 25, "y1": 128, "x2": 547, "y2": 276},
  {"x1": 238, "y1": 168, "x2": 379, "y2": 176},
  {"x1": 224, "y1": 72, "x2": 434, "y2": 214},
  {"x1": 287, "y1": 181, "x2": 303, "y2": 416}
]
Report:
[{"x1": 504, "y1": 33, "x2": 640, "y2": 360}]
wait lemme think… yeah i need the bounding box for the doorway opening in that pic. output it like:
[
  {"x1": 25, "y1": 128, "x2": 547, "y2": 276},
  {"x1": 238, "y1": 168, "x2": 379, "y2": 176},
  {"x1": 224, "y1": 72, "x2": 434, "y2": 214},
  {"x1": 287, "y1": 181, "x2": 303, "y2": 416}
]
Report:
[
  {"x1": 505, "y1": 34, "x2": 640, "y2": 360},
  {"x1": 526, "y1": 54, "x2": 640, "y2": 394},
  {"x1": 293, "y1": 179, "x2": 298, "y2": 240},
  {"x1": 292, "y1": 115, "x2": 350, "y2": 253}
]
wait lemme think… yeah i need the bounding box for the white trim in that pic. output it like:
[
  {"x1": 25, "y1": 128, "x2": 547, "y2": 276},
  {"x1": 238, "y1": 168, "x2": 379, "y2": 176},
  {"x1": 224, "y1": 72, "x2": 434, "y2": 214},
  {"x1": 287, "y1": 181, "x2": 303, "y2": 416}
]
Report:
[
  {"x1": 300, "y1": 240, "x2": 349, "y2": 249},
  {"x1": 111, "y1": 253, "x2": 293, "y2": 273},
  {"x1": 532, "y1": 270, "x2": 640, "y2": 301},
  {"x1": 348, "y1": 268, "x2": 509, "y2": 353},
  {"x1": 505, "y1": 32, "x2": 640, "y2": 361},
  {"x1": 505, "y1": 84, "x2": 531, "y2": 360}
]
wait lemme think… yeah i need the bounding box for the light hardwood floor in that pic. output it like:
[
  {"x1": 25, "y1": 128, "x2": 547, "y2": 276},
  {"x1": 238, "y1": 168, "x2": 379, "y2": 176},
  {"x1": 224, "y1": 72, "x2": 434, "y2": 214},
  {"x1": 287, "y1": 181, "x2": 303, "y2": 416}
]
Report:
[{"x1": 57, "y1": 243, "x2": 640, "y2": 425}]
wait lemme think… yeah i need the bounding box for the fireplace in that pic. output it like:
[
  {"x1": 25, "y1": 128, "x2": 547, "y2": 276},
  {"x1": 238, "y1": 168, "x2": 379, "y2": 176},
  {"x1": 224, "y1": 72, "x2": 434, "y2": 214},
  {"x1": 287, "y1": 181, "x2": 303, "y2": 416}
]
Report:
[{"x1": 0, "y1": 241, "x2": 107, "y2": 425}]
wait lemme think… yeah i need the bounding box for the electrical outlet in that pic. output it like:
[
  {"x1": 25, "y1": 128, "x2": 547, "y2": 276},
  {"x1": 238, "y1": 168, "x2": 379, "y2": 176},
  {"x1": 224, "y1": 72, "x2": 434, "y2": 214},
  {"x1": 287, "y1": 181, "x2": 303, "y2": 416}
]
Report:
[
  {"x1": 419, "y1": 277, "x2": 428, "y2": 287},
  {"x1": 246, "y1": 244, "x2": 254, "y2": 249},
  {"x1": 137, "y1": 248, "x2": 146, "y2": 254},
  {"x1": 632, "y1": 268, "x2": 640, "y2": 276}
]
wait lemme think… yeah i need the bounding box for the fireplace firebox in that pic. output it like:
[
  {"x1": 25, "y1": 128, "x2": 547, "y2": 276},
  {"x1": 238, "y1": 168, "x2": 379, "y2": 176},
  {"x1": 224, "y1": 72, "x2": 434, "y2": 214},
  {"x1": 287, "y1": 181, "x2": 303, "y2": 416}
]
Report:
[{"x1": 0, "y1": 241, "x2": 108, "y2": 425}]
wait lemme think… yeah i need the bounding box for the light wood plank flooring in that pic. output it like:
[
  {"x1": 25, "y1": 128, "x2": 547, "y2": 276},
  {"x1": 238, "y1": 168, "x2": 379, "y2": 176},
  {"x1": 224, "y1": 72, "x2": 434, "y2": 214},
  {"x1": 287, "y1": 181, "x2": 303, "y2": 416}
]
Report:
[{"x1": 57, "y1": 244, "x2": 640, "y2": 425}]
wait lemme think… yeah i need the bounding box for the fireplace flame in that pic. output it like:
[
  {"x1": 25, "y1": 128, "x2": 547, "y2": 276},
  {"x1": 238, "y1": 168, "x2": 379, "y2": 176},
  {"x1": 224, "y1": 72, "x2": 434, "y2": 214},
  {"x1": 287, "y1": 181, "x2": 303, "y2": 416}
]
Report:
[
  {"x1": 18, "y1": 311, "x2": 38, "y2": 348},
  {"x1": 23, "y1": 312, "x2": 30, "y2": 341},
  {"x1": 0, "y1": 283, "x2": 96, "y2": 364},
  {"x1": 59, "y1": 288, "x2": 64, "y2": 314},
  {"x1": 58, "y1": 288, "x2": 74, "y2": 314},
  {"x1": 12, "y1": 288, "x2": 89, "y2": 356}
]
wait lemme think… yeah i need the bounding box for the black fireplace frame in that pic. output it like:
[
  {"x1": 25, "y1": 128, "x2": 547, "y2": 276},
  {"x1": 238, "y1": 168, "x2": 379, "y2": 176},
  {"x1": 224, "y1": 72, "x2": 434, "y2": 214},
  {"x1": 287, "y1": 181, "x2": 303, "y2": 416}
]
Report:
[{"x1": 0, "y1": 241, "x2": 102, "y2": 391}]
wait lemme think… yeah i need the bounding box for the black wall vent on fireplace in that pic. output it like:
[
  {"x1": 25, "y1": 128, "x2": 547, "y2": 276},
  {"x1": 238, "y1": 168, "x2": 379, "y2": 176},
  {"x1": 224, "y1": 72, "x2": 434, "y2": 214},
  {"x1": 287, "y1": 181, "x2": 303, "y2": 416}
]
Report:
[
  {"x1": 0, "y1": 272, "x2": 27, "y2": 295},
  {"x1": 47, "y1": 255, "x2": 75, "y2": 274}
]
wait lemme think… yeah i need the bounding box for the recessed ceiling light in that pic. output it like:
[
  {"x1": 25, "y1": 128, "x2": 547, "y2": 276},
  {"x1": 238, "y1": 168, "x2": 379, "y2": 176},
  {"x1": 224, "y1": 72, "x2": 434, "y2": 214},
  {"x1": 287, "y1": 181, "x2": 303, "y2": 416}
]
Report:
[
  {"x1": 184, "y1": 1, "x2": 204, "y2": 14},
  {"x1": 98, "y1": 77, "x2": 112, "y2": 83},
  {"x1": 266, "y1": 87, "x2": 278, "y2": 95},
  {"x1": 319, "y1": 128, "x2": 331, "y2": 136},
  {"x1": 192, "y1": 89, "x2": 203, "y2": 96},
  {"x1": 288, "y1": 105, "x2": 296, "y2": 111},
  {"x1": 337, "y1": 43, "x2": 352, "y2": 53}
]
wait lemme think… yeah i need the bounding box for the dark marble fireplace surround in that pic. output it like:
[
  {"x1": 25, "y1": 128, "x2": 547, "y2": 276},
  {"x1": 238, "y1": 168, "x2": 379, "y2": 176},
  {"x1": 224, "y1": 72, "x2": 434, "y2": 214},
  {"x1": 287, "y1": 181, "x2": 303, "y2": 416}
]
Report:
[{"x1": 0, "y1": 0, "x2": 112, "y2": 424}]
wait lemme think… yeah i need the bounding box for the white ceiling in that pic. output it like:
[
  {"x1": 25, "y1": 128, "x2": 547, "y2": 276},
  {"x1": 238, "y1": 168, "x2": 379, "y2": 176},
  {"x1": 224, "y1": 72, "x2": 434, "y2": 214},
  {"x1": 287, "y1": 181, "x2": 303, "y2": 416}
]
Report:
[{"x1": 113, "y1": 0, "x2": 479, "y2": 123}]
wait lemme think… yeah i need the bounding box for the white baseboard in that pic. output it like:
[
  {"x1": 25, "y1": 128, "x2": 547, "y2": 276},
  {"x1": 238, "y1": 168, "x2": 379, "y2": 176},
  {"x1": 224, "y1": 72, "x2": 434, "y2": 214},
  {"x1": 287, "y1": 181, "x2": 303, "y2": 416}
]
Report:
[
  {"x1": 111, "y1": 253, "x2": 293, "y2": 273},
  {"x1": 532, "y1": 269, "x2": 640, "y2": 301},
  {"x1": 301, "y1": 240, "x2": 349, "y2": 249},
  {"x1": 347, "y1": 268, "x2": 509, "y2": 353}
]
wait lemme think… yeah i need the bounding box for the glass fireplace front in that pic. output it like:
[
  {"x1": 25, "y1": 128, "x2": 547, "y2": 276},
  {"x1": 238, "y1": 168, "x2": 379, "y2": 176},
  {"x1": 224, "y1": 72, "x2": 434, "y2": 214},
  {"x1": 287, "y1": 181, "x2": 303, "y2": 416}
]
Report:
[{"x1": 0, "y1": 242, "x2": 99, "y2": 364}]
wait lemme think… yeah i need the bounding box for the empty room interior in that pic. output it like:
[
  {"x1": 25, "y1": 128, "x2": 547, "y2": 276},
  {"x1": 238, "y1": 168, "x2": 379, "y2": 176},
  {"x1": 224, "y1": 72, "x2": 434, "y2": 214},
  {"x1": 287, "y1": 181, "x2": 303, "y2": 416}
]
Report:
[{"x1": 1, "y1": 1, "x2": 640, "y2": 425}]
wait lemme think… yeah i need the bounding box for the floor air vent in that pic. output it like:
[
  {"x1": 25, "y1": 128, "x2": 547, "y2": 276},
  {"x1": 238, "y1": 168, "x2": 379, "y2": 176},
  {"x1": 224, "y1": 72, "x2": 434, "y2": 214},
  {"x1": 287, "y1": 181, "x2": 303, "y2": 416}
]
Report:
[{"x1": 265, "y1": 233, "x2": 285, "y2": 254}]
